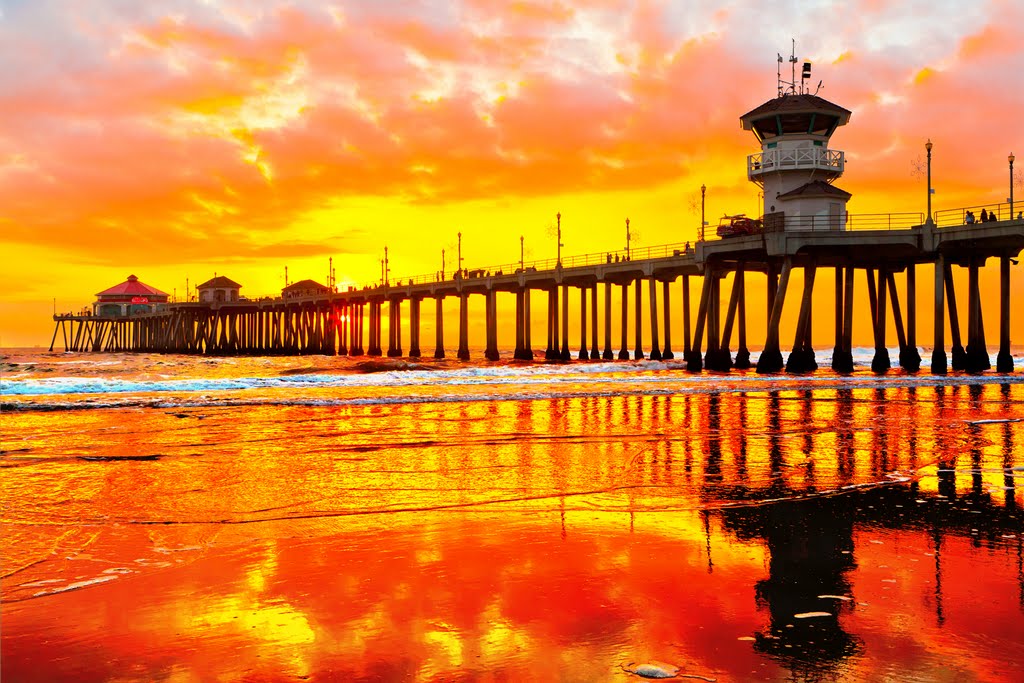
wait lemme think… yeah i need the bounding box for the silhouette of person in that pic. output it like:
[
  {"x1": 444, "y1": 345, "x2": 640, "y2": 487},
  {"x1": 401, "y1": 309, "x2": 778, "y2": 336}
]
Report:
[
  {"x1": 966, "y1": 211, "x2": 975, "y2": 224},
  {"x1": 980, "y1": 208, "x2": 989, "y2": 222}
]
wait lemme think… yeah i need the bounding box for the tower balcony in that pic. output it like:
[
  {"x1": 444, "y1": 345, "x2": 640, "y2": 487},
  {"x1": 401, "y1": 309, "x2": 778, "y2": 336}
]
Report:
[{"x1": 748, "y1": 148, "x2": 844, "y2": 180}]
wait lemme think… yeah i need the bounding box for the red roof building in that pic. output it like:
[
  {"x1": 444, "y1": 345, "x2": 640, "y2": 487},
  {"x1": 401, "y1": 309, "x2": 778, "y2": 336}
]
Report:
[{"x1": 93, "y1": 274, "x2": 169, "y2": 317}]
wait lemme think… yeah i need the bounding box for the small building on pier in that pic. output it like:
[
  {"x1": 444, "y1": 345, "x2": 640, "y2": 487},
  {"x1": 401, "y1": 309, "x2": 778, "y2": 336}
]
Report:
[
  {"x1": 742, "y1": 92, "x2": 852, "y2": 230},
  {"x1": 93, "y1": 274, "x2": 169, "y2": 317},
  {"x1": 197, "y1": 275, "x2": 242, "y2": 303},
  {"x1": 282, "y1": 279, "x2": 330, "y2": 299}
]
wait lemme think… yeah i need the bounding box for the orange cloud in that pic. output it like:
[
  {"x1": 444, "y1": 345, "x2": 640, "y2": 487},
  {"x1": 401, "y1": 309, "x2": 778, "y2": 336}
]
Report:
[{"x1": 1, "y1": 0, "x2": 1023, "y2": 343}]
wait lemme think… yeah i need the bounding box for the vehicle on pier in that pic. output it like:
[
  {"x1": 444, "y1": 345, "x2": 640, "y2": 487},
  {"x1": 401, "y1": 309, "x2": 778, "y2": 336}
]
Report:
[{"x1": 717, "y1": 214, "x2": 764, "y2": 238}]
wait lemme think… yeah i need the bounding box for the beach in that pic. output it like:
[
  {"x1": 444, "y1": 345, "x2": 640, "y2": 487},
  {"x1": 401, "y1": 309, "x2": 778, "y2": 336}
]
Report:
[{"x1": 2, "y1": 350, "x2": 1023, "y2": 681}]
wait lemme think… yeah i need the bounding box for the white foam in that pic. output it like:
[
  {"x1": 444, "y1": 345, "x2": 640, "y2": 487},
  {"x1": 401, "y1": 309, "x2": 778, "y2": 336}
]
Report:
[
  {"x1": 5, "y1": 346, "x2": 1024, "y2": 399},
  {"x1": 31, "y1": 574, "x2": 117, "y2": 598}
]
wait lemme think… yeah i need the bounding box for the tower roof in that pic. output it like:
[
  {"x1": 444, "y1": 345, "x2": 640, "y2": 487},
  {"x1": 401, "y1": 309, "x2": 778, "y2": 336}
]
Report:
[
  {"x1": 776, "y1": 180, "x2": 852, "y2": 200},
  {"x1": 197, "y1": 275, "x2": 242, "y2": 290},
  {"x1": 741, "y1": 94, "x2": 852, "y2": 130},
  {"x1": 282, "y1": 279, "x2": 329, "y2": 293},
  {"x1": 95, "y1": 274, "x2": 169, "y2": 298}
]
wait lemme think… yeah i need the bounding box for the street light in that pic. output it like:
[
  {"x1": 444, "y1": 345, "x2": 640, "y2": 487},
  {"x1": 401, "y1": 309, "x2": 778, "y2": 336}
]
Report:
[
  {"x1": 556, "y1": 212, "x2": 563, "y2": 266},
  {"x1": 925, "y1": 139, "x2": 933, "y2": 224},
  {"x1": 457, "y1": 232, "x2": 463, "y2": 277},
  {"x1": 625, "y1": 218, "x2": 631, "y2": 260},
  {"x1": 383, "y1": 246, "x2": 390, "y2": 286},
  {"x1": 441, "y1": 248, "x2": 445, "y2": 281},
  {"x1": 1010, "y1": 152, "x2": 1015, "y2": 220},
  {"x1": 520, "y1": 235, "x2": 525, "y2": 271},
  {"x1": 700, "y1": 184, "x2": 707, "y2": 241}
]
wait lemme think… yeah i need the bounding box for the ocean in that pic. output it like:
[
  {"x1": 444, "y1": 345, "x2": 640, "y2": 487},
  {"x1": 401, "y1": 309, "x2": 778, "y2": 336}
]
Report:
[{"x1": 2, "y1": 348, "x2": 1023, "y2": 682}]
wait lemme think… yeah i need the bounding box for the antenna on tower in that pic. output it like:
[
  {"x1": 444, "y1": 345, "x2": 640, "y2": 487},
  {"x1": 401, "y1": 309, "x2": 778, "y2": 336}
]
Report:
[
  {"x1": 777, "y1": 53, "x2": 784, "y2": 97},
  {"x1": 814, "y1": 79, "x2": 823, "y2": 96},
  {"x1": 790, "y1": 39, "x2": 798, "y2": 94}
]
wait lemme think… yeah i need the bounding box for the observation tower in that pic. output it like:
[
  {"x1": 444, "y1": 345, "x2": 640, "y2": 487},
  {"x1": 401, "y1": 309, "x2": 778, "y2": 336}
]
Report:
[{"x1": 741, "y1": 46, "x2": 852, "y2": 231}]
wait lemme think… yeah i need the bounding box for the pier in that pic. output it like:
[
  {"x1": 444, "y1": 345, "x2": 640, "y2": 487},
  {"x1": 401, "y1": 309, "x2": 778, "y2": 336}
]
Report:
[
  {"x1": 49, "y1": 208, "x2": 1024, "y2": 375},
  {"x1": 50, "y1": 86, "x2": 1024, "y2": 375}
]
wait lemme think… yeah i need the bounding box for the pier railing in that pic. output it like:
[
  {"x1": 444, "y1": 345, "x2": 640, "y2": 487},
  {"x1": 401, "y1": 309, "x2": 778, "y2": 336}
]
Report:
[
  {"x1": 387, "y1": 241, "x2": 695, "y2": 286},
  {"x1": 778, "y1": 212, "x2": 926, "y2": 232},
  {"x1": 933, "y1": 201, "x2": 1022, "y2": 227}
]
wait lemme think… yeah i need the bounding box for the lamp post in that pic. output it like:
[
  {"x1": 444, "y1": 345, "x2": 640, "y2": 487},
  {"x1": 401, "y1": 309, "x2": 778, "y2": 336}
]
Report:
[
  {"x1": 441, "y1": 249, "x2": 445, "y2": 281},
  {"x1": 925, "y1": 139, "x2": 933, "y2": 224},
  {"x1": 1010, "y1": 152, "x2": 1015, "y2": 220},
  {"x1": 700, "y1": 184, "x2": 706, "y2": 241},
  {"x1": 556, "y1": 212, "x2": 563, "y2": 266},
  {"x1": 457, "y1": 232, "x2": 463, "y2": 277},
  {"x1": 625, "y1": 218, "x2": 631, "y2": 260},
  {"x1": 520, "y1": 235, "x2": 525, "y2": 271}
]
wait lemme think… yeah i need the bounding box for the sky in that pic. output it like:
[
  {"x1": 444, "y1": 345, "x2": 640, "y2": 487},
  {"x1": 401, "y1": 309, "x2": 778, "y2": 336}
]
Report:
[{"x1": 1, "y1": 0, "x2": 1022, "y2": 347}]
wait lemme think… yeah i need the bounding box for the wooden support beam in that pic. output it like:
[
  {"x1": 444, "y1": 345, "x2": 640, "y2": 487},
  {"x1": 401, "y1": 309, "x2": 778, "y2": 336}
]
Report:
[
  {"x1": 689, "y1": 270, "x2": 714, "y2": 371},
  {"x1": 633, "y1": 278, "x2": 644, "y2": 360},
  {"x1": 931, "y1": 257, "x2": 947, "y2": 373},
  {"x1": 998, "y1": 256, "x2": 1013, "y2": 372},
  {"x1": 458, "y1": 294, "x2": 470, "y2": 360},
  {"x1": 905, "y1": 265, "x2": 921, "y2": 370},
  {"x1": 514, "y1": 291, "x2": 524, "y2": 358},
  {"x1": 48, "y1": 321, "x2": 60, "y2": 352},
  {"x1": 871, "y1": 270, "x2": 891, "y2": 372},
  {"x1": 735, "y1": 267, "x2": 751, "y2": 369},
  {"x1": 433, "y1": 297, "x2": 444, "y2": 359},
  {"x1": 756, "y1": 258, "x2": 792, "y2": 373},
  {"x1": 524, "y1": 289, "x2": 533, "y2": 358},
  {"x1": 618, "y1": 283, "x2": 629, "y2": 360},
  {"x1": 661, "y1": 280, "x2": 674, "y2": 360},
  {"x1": 648, "y1": 278, "x2": 661, "y2": 360},
  {"x1": 549, "y1": 287, "x2": 559, "y2": 360},
  {"x1": 561, "y1": 284, "x2": 571, "y2": 360},
  {"x1": 603, "y1": 282, "x2": 614, "y2": 360},
  {"x1": 578, "y1": 287, "x2": 589, "y2": 360},
  {"x1": 719, "y1": 271, "x2": 741, "y2": 364},
  {"x1": 944, "y1": 264, "x2": 966, "y2": 370},
  {"x1": 965, "y1": 259, "x2": 991, "y2": 372},
  {"x1": 834, "y1": 266, "x2": 855, "y2": 373},
  {"x1": 786, "y1": 261, "x2": 817, "y2": 373},
  {"x1": 885, "y1": 272, "x2": 909, "y2": 363},
  {"x1": 682, "y1": 275, "x2": 692, "y2": 357}
]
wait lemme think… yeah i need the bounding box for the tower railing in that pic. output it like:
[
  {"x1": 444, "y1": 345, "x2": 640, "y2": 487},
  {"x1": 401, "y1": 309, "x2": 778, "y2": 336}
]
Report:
[{"x1": 747, "y1": 148, "x2": 844, "y2": 179}]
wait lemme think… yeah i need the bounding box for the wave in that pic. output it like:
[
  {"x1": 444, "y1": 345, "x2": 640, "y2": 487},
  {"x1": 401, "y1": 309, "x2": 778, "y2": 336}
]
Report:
[{"x1": 5, "y1": 373, "x2": 1024, "y2": 413}]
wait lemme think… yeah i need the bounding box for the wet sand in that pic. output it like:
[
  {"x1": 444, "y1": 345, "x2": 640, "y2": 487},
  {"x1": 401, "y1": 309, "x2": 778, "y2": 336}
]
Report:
[{"x1": 2, "y1": 351, "x2": 1023, "y2": 681}]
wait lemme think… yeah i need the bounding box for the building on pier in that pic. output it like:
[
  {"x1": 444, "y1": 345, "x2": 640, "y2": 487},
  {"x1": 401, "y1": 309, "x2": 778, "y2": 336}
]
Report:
[
  {"x1": 197, "y1": 275, "x2": 242, "y2": 303},
  {"x1": 282, "y1": 279, "x2": 330, "y2": 299},
  {"x1": 93, "y1": 274, "x2": 169, "y2": 317},
  {"x1": 742, "y1": 93, "x2": 852, "y2": 230}
]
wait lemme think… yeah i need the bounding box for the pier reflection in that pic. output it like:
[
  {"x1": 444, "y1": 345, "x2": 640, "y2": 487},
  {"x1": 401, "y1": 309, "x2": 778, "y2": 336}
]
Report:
[{"x1": 3, "y1": 380, "x2": 1024, "y2": 681}]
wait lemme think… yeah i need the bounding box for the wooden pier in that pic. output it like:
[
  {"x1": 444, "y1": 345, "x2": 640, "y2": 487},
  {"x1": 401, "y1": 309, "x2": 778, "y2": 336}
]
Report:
[
  {"x1": 52, "y1": 85, "x2": 1024, "y2": 374},
  {"x1": 50, "y1": 211, "x2": 1024, "y2": 374}
]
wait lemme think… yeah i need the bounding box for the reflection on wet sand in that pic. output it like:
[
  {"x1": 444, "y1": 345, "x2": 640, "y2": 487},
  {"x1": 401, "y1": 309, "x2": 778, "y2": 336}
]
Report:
[{"x1": 3, "y1": 383, "x2": 1024, "y2": 681}]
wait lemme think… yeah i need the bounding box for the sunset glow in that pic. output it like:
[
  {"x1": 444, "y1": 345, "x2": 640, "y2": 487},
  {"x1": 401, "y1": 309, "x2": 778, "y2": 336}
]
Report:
[{"x1": 1, "y1": 1, "x2": 1022, "y2": 346}]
